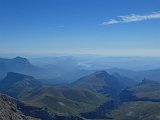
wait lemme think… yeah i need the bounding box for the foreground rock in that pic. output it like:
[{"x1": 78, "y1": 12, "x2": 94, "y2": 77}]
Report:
[{"x1": 0, "y1": 93, "x2": 38, "y2": 120}]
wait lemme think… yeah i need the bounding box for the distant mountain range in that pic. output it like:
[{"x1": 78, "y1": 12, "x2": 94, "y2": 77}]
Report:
[
  {"x1": 0, "y1": 57, "x2": 43, "y2": 79},
  {"x1": 107, "y1": 67, "x2": 160, "y2": 82},
  {"x1": 0, "y1": 57, "x2": 94, "y2": 84},
  {"x1": 1, "y1": 56, "x2": 160, "y2": 119},
  {"x1": 1, "y1": 56, "x2": 160, "y2": 84}
]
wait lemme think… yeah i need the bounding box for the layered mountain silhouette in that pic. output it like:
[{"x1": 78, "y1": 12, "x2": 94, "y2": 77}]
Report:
[
  {"x1": 1, "y1": 56, "x2": 160, "y2": 120},
  {"x1": 0, "y1": 57, "x2": 43, "y2": 79},
  {"x1": 107, "y1": 68, "x2": 160, "y2": 82},
  {"x1": 0, "y1": 70, "x2": 129, "y2": 119},
  {"x1": 0, "y1": 57, "x2": 94, "y2": 84},
  {"x1": 0, "y1": 72, "x2": 107, "y2": 118}
]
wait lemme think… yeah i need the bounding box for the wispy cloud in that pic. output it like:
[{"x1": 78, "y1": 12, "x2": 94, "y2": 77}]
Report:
[{"x1": 101, "y1": 11, "x2": 160, "y2": 25}]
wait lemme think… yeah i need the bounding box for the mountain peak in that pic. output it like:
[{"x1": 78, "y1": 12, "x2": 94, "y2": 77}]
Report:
[
  {"x1": 13, "y1": 56, "x2": 27, "y2": 60},
  {"x1": 13, "y1": 56, "x2": 30, "y2": 64},
  {"x1": 94, "y1": 70, "x2": 110, "y2": 78}
]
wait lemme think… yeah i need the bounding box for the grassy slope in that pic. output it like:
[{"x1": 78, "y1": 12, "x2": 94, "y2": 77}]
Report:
[
  {"x1": 129, "y1": 80, "x2": 160, "y2": 99},
  {"x1": 21, "y1": 86, "x2": 108, "y2": 116},
  {"x1": 71, "y1": 72, "x2": 107, "y2": 92},
  {"x1": 72, "y1": 71, "x2": 125, "y2": 99},
  {"x1": 108, "y1": 101, "x2": 160, "y2": 120},
  {"x1": 6, "y1": 79, "x2": 41, "y2": 98}
]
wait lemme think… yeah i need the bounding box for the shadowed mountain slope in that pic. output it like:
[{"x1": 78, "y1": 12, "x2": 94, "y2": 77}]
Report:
[
  {"x1": 108, "y1": 80, "x2": 160, "y2": 120},
  {"x1": 71, "y1": 71, "x2": 127, "y2": 99},
  {"x1": 0, "y1": 72, "x2": 42, "y2": 98}
]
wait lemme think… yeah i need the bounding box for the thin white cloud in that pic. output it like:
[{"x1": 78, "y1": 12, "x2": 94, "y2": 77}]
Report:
[
  {"x1": 101, "y1": 19, "x2": 119, "y2": 25},
  {"x1": 101, "y1": 11, "x2": 160, "y2": 25}
]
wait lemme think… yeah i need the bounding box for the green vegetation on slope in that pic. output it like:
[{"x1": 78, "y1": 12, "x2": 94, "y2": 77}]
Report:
[
  {"x1": 108, "y1": 101, "x2": 160, "y2": 120},
  {"x1": 108, "y1": 80, "x2": 160, "y2": 120},
  {"x1": 21, "y1": 86, "x2": 107, "y2": 116},
  {"x1": 72, "y1": 71, "x2": 125, "y2": 99},
  {"x1": 129, "y1": 80, "x2": 160, "y2": 99}
]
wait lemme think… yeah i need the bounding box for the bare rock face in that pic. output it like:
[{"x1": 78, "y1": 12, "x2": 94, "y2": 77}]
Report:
[{"x1": 0, "y1": 93, "x2": 38, "y2": 120}]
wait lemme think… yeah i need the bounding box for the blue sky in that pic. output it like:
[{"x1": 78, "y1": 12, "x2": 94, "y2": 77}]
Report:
[{"x1": 0, "y1": 0, "x2": 160, "y2": 56}]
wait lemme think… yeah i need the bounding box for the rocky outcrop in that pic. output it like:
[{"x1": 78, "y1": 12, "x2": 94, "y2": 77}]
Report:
[
  {"x1": 0, "y1": 93, "x2": 38, "y2": 120},
  {"x1": 0, "y1": 93, "x2": 84, "y2": 120}
]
